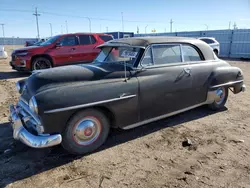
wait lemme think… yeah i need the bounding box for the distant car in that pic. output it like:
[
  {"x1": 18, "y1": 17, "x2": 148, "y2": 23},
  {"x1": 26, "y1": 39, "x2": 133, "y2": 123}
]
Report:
[
  {"x1": 25, "y1": 40, "x2": 37, "y2": 47},
  {"x1": 25, "y1": 38, "x2": 48, "y2": 47},
  {"x1": 10, "y1": 33, "x2": 114, "y2": 71},
  {"x1": 198, "y1": 37, "x2": 220, "y2": 56},
  {"x1": 9, "y1": 36, "x2": 245, "y2": 155}
]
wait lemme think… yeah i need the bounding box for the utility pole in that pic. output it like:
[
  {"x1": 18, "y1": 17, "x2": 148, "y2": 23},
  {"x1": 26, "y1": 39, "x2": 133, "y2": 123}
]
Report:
[
  {"x1": 233, "y1": 22, "x2": 237, "y2": 30},
  {"x1": 145, "y1": 25, "x2": 148, "y2": 34},
  {"x1": 228, "y1": 21, "x2": 231, "y2": 30},
  {"x1": 33, "y1": 7, "x2": 41, "y2": 39},
  {"x1": 65, "y1": 20, "x2": 68, "y2": 33},
  {"x1": 49, "y1": 23, "x2": 53, "y2": 36},
  {"x1": 121, "y1": 12, "x2": 124, "y2": 32},
  {"x1": 170, "y1": 19, "x2": 173, "y2": 33},
  {"x1": 106, "y1": 26, "x2": 109, "y2": 32},
  {"x1": 0, "y1": 23, "x2": 5, "y2": 45},
  {"x1": 86, "y1": 17, "x2": 91, "y2": 33},
  {"x1": 61, "y1": 25, "x2": 63, "y2": 34},
  {"x1": 204, "y1": 24, "x2": 209, "y2": 31}
]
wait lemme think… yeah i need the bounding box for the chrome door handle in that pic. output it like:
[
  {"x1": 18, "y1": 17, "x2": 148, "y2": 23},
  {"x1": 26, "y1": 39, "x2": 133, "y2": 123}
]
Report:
[{"x1": 184, "y1": 68, "x2": 191, "y2": 76}]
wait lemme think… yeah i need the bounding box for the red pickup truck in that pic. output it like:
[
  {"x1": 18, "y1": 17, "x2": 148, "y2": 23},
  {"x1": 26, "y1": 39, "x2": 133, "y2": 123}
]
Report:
[{"x1": 10, "y1": 33, "x2": 113, "y2": 71}]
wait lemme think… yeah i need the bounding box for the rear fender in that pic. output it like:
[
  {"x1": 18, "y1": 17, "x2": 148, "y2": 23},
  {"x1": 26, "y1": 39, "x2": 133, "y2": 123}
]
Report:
[{"x1": 208, "y1": 66, "x2": 244, "y2": 93}]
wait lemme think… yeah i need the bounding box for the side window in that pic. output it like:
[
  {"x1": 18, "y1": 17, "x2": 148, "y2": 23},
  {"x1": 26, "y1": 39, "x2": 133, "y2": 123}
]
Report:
[
  {"x1": 152, "y1": 45, "x2": 182, "y2": 65},
  {"x1": 182, "y1": 45, "x2": 202, "y2": 62},
  {"x1": 99, "y1": 35, "x2": 113, "y2": 42},
  {"x1": 60, "y1": 36, "x2": 78, "y2": 46},
  {"x1": 90, "y1": 36, "x2": 97, "y2": 44},
  {"x1": 201, "y1": 38, "x2": 214, "y2": 44},
  {"x1": 141, "y1": 48, "x2": 153, "y2": 66},
  {"x1": 79, "y1": 35, "x2": 91, "y2": 45}
]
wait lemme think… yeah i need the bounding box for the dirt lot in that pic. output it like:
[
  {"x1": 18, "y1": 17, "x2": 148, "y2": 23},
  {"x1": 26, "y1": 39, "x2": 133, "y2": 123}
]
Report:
[{"x1": 0, "y1": 46, "x2": 249, "y2": 188}]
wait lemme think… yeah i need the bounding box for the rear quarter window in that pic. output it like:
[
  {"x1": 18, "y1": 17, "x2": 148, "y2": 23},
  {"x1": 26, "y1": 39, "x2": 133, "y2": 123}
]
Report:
[
  {"x1": 182, "y1": 45, "x2": 202, "y2": 62},
  {"x1": 99, "y1": 35, "x2": 113, "y2": 42}
]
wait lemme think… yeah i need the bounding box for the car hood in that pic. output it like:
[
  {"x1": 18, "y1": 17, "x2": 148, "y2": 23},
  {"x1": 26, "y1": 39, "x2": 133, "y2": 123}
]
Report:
[
  {"x1": 13, "y1": 46, "x2": 45, "y2": 53},
  {"x1": 23, "y1": 63, "x2": 132, "y2": 100}
]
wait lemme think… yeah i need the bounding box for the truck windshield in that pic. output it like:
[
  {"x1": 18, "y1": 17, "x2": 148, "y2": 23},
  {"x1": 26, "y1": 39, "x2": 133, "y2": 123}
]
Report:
[
  {"x1": 94, "y1": 46, "x2": 141, "y2": 65},
  {"x1": 39, "y1": 35, "x2": 61, "y2": 46}
]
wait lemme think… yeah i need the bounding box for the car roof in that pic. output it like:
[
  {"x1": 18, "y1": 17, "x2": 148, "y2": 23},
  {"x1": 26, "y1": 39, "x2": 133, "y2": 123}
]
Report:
[
  {"x1": 99, "y1": 36, "x2": 216, "y2": 60},
  {"x1": 198, "y1": 37, "x2": 216, "y2": 40},
  {"x1": 105, "y1": 36, "x2": 209, "y2": 47},
  {"x1": 58, "y1": 33, "x2": 112, "y2": 36}
]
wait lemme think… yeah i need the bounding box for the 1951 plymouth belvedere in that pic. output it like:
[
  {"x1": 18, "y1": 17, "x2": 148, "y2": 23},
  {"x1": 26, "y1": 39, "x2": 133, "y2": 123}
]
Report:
[{"x1": 9, "y1": 37, "x2": 246, "y2": 154}]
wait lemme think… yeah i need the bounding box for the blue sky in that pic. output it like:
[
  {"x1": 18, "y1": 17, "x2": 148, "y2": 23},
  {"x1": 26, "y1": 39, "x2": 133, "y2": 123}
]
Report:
[{"x1": 0, "y1": 0, "x2": 250, "y2": 38}]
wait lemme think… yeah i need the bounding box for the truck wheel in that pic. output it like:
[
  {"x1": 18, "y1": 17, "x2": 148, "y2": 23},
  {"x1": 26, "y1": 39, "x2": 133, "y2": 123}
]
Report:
[
  {"x1": 208, "y1": 87, "x2": 228, "y2": 110},
  {"x1": 32, "y1": 57, "x2": 52, "y2": 71},
  {"x1": 62, "y1": 109, "x2": 110, "y2": 155}
]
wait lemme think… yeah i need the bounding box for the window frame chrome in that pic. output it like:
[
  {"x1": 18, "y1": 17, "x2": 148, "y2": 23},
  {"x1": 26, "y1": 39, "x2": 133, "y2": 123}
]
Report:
[
  {"x1": 139, "y1": 43, "x2": 188, "y2": 68},
  {"x1": 138, "y1": 43, "x2": 208, "y2": 68}
]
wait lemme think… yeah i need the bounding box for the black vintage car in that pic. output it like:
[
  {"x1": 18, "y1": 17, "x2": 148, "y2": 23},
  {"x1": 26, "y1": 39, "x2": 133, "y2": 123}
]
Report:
[{"x1": 9, "y1": 37, "x2": 245, "y2": 154}]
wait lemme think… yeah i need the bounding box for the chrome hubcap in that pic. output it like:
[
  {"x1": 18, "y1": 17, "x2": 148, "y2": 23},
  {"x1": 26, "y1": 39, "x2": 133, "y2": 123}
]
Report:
[
  {"x1": 215, "y1": 87, "x2": 226, "y2": 105},
  {"x1": 73, "y1": 117, "x2": 101, "y2": 145},
  {"x1": 34, "y1": 61, "x2": 51, "y2": 70}
]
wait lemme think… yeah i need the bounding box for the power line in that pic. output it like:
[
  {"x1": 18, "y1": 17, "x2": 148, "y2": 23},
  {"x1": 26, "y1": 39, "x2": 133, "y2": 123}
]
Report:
[
  {"x1": 33, "y1": 7, "x2": 40, "y2": 39},
  {"x1": 0, "y1": 8, "x2": 164, "y2": 24}
]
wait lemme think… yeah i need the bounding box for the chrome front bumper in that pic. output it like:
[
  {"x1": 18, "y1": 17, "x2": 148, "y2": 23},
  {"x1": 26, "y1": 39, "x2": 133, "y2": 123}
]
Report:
[{"x1": 9, "y1": 104, "x2": 62, "y2": 148}]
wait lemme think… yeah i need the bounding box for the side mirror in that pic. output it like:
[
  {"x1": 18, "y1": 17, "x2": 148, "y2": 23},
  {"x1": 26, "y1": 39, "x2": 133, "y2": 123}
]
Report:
[{"x1": 55, "y1": 42, "x2": 62, "y2": 47}]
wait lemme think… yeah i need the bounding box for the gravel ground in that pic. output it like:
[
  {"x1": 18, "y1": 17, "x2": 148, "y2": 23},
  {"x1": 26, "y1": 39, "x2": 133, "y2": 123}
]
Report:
[{"x1": 0, "y1": 46, "x2": 249, "y2": 188}]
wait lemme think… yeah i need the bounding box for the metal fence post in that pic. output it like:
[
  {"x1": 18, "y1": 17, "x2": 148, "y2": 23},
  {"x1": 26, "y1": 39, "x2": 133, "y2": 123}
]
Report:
[{"x1": 228, "y1": 30, "x2": 234, "y2": 58}]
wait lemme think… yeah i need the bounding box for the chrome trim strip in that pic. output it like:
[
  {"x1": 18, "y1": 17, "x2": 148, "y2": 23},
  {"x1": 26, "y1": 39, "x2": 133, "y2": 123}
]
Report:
[
  {"x1": 44, "y1": 94, "x2": 137, "y2": 114},
  {"x1": 210, "y1": 80, "x2": 243, "y2": 89},
  {"x1": 122, "y1": 102, "x2": 206, "y2": 130},
  {"x1": 180, "y1": 44, "x2": 184, "y2": 62}
]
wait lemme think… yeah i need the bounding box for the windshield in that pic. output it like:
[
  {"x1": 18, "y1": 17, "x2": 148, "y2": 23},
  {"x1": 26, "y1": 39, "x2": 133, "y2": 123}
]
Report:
[
  {"x1": 39, "y1": 35, "x2": 61, "y2": 46},
  {"x1": 94, "y1": 46, "x2": 141, "y2": 65}
]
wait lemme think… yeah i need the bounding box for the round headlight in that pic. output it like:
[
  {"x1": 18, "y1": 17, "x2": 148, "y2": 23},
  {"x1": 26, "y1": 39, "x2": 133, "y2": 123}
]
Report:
[
  {"x1": 29, "y1": 96, "x2": 38, "y2": 114},
  {"x1": 16, "y1": 82, "x2": 21, "y2": 93}
]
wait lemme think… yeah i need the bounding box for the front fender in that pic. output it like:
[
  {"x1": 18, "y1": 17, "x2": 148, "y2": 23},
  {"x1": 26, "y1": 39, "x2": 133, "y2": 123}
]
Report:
[{"x1": 35, "y1": 79, "x2": 139, "y2": 133}]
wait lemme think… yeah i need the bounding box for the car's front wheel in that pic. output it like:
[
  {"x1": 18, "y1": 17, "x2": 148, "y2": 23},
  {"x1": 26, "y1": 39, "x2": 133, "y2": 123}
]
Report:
[
  {"x1": 32, "y1": 57, "x2": 52, "y2": 71},
  {"x1": 208, "y1": 87, "x2": 228, "y2": 110},
  {"x1": 62, "y1": 109, "x2": 110, "y2": 155}
]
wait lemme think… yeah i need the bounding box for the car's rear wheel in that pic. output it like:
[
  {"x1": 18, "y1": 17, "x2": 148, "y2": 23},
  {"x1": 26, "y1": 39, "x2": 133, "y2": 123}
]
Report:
[
  {"x1": 208, "y1": 87, "x2": 228, "y2": 110},
  {"x1": 32, "y1": 57, "x2": 52, "y2": 71},
  {"x1": 62, "y1": 109, "x2": 110, "y2": 155}
]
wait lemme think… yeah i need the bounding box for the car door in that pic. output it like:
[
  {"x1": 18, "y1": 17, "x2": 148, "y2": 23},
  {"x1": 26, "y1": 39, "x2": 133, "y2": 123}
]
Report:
[
  {"x1": 75, "y1": 34, "x2": 101, "y2": 63},
  {"x1": 181, "y1": 44, "x2": 218, "y2": 104},
  {"x1": 136, "y1": 44, "x2": 194, "y2": 121},
  {"x1": 52, "y1": 35, "x2": 79, "y2": 65}
]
